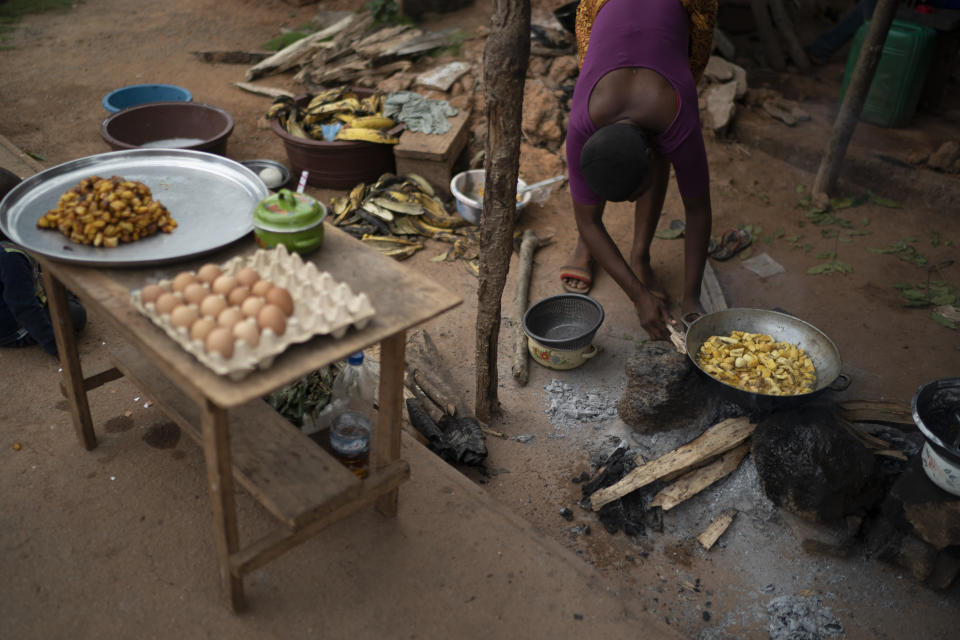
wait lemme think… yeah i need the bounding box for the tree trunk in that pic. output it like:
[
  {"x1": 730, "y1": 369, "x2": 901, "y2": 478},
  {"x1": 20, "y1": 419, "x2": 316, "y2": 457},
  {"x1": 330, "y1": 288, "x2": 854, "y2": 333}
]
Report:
[
  {"x1": 475, "y1": 0, "x2": 530, "y2": 422},
  {"x1": 813, "y1": 0, "x2": 899, "y2": 199},
  {"x1": 750, "y1": 0, "x2": 786, "y2": 71}
]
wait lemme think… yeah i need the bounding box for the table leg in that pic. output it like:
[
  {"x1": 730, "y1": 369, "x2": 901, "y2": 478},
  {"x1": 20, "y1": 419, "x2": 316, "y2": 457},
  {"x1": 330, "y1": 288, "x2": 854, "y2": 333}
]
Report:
[
  {"x1": 41, "y1": 269, "x2": 96, "y2": 450},
  {"x1": 200, "y1": 399, "x2": 244, "y2": 611},
  {"x1": 374, "y1": 331, "x2": 405, "y2": 517}
]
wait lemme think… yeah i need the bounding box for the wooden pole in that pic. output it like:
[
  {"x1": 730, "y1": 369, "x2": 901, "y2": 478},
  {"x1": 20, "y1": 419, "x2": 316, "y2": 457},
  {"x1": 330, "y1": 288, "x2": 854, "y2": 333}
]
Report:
[
  {"x1": 768, "y1": 0, "x2": 810, "y2": 71},
  {"x1": 812, "y1": 0, "x2": 899, "y2": 200},
  {"x1": 475, "y1": 0, "x2": 530, "y2": 422},
  {"x1": 512, "y1": 229, "x2": 549, "y2": 386}
]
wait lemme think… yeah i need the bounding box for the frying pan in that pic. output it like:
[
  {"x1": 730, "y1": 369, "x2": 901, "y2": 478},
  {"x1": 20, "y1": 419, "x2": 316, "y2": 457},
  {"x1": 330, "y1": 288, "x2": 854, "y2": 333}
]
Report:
[{"x1": 682, "y1": 308, "x2": 849, "y2": 410}]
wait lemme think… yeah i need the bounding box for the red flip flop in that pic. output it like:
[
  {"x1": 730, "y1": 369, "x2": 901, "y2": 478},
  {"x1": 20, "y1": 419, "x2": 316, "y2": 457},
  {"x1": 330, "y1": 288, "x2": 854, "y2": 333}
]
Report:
[{"x1": 560, "y1": 265, "x2": 592, "y2": 294}]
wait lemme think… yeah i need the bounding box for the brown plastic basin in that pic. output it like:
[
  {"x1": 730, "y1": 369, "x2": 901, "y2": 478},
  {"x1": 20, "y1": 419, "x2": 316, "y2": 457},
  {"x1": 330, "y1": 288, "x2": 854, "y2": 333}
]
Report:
[
  {"x1": 270, "y1": 90, "x2": 396, "y2": 189},
  {"x1": 99, "y1": 101, "x2": 234, "y2": 156}
]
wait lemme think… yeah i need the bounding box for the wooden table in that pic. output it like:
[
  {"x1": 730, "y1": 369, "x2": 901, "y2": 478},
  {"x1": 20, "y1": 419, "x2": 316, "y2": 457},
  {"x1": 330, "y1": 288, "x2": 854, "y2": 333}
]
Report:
[{"x1": 38, "y1": 225, "x2": 461, "y2": 611}]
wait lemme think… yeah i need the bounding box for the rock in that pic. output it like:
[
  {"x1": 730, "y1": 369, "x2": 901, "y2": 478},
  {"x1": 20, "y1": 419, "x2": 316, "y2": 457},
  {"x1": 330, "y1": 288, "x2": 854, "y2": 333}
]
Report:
[
  {"x1": 927, "y1": 140, "x2": 960, "y2": 172},
  {"x1": 928, "y1": 548, "x2": 960, "y2": 590},
  {"x1": 751, "y1": 405, "x2": 880, "y2": 522},
  {"x1": 761, "y1": 97, "x2": 811, "y2": 127},
  {"x1": 547, "y1": 55, "x2": 578, "y2": 89},
  {"x1": 448, "y1": 93, "x2": 474, "y2": 112},
  {"x1": 896, "y1": 533, "x2": 938, "y2": 581},
  {"x1": 618, "y1": 341, "x2": 731, "y2": 434},
  {"x1": 521, "y1": 79, "x2": 564, "y2": 148},
  {"x1": 704, "y1": 56, "x2": 735, "y2": 83},
  {"x1": 906, "y1": 150, "x2": 929, "y2": 165},
  {"x1": 519, "y1": 142, "x2": 566, "y2": 183},
  {"x1": 703, "y1": 81, "x2": 738, "y2": 131},
  {"x1": 527, "y1": 56, "x2": 550, "y2": 79},
  {"x1": 731, "y1": 63, "x2": 748, "y2": 99},
  {"x1": 888, "y1": 456, "x2": 960, "y2": 550}
]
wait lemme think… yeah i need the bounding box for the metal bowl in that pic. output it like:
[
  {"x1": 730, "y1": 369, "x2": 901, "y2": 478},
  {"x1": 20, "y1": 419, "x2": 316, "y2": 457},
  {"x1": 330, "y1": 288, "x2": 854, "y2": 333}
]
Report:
[
  {"x1": 911, "y1": 377, "x2": 960, "y2": 466},
  {"x1": 449, "y1": 169, "x2": 530, "y2": 225},
  {"x1": 240, "y1": 159, "x2": 292, "y2": 190}
]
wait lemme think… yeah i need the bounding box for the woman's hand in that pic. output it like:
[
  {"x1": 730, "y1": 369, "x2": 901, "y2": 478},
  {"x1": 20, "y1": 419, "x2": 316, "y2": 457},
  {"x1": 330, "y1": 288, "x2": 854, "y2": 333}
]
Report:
[{"x1": 633, "y1": 288, "x2": 675, "y2": 340}]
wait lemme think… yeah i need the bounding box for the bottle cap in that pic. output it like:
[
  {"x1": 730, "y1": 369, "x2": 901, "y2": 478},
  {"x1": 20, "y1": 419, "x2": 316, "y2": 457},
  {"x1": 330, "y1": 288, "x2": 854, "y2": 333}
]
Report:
[{"x1": 347, "y1": 352, "x2": 364, "y2": 365}]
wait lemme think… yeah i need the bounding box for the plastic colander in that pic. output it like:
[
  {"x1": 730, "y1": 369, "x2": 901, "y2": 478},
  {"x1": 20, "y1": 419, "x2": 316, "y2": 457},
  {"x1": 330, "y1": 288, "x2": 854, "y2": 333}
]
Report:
[{"x1": 522, "y1": 294, "x2": 604, "y2": 351}]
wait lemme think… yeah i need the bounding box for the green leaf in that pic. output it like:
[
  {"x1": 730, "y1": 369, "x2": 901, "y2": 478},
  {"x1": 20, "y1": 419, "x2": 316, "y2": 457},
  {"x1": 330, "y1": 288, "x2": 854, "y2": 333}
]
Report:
[
  {"x1": 931, "y1": 293, "x2": 957, "y2": 306},
  {"x1": 866, "y1": 190, "x2": 902, "y2": 208},
  {"x1": 774, "y1": 227, "x2": 785, "y2": 238},
  {"x1": 738, "y1": 246, "x2": 754, "y2": 260},
  {"x1": 821, "y1": 229, "x2": 839, "y2": 238},
  {"x1": 795, "y1": 184, "x2": 806, "y2": 194},
  {"x1": 807, "y1": 264, "x2": 831, "y2": 274},
  {"x1": 804, "y1": 243, "x2": 814, "y2": 253},
  {"x1": 815, "y1": 251, "x2": 836, "y2": 259},
  {"x1": 861, "y1": 217, "x2": 870, "y2": 227},
  {"x1": 931, "y1": 231, "x2": 940, "y2": 248},
  {"x1": 785, "y1": 235, "x2": 800, "y2": 243},
  {"x1": 655, "y1": 227, "x2": 684, "y2": 239},
  {"x1": 931, "y1": 313, "x2": 957, "y2": 329},
  {"x1": 830, "y1": 195, "x2": 856, "y2": 210},
  {"x1": 763, "y1": 235, "x2": 772, "y2": 245},
  {"x1": 27, "y1": 151, "x2": 45, "y2": 161}
]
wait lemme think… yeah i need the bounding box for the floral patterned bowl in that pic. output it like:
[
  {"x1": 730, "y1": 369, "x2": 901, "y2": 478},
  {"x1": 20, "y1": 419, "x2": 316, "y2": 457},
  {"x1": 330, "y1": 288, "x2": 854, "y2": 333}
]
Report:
[{"x1": 527, "y1": 336, "x2": 598, "y2": 370}]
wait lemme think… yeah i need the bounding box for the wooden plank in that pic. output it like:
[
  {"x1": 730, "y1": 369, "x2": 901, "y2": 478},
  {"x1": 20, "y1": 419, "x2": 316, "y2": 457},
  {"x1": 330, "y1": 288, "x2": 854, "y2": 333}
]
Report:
[
  {"x1": 38, "y1": 225, "x2": 462, "y2": 410},
  {"x1": 589, "y1": 417, "x2": 756, "y2": 510},
  {"x1": 231, "y1": 459, "x2": 409, "y2": 577},
  {"x1": 838, "y1": 399, "x2": 913, "y2": 425},
  {"x1": 374, "y1": 332, "x2": 405, "y2": 517},
  {"x1": 393, "y1": 110, "x2": 471, "y2": 162},
  {"x1": 109, "y1": 341, "x2": 362, "y2": 530},
  {"x1": 697, "y1": 510, "x2": 737, "y2": 550},
  {"x1": 232, "y1": 81, "x2": 295, "y2": 99},
  {"x1": 42, "y1": 270, "x2": 97, "y2": 450},
  {"x1": 58, "y1": 366, "x2": 123, "y2": 398},
  {"x1": 649, "y1": 442, "x2": 751, "y2": 511},
  {"x1": 200, "y1": 399, "x2": 245, "y2": 612}
]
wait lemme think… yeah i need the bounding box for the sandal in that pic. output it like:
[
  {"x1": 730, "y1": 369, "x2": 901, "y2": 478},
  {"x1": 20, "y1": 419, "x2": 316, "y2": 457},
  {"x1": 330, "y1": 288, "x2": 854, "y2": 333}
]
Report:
[
  {"x1": 710, "y1": 228, "x2": 752, "y2": 261},
  {"x1": 560, "y1": 265, "x2": 592, "y2": 294}
]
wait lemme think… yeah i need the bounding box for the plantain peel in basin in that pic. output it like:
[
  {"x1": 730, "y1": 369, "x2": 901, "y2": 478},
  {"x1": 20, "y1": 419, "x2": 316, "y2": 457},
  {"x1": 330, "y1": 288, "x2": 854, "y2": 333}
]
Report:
[{"x1": 696, "y1": 331, "x2": 816, "y2": 396}]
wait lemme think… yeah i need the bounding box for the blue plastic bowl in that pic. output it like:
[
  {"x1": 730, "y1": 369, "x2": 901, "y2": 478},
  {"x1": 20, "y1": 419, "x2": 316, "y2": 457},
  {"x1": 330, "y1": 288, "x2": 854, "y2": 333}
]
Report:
[{"x1": 102, "y1": 84, "x2": 192, "y2": 113}]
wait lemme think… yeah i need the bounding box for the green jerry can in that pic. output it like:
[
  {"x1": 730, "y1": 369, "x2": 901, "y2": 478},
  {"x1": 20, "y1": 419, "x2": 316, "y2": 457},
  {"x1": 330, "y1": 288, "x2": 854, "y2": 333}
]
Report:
[{"x1": 839, "y1": 19, "x2": 936, "y2": 128}]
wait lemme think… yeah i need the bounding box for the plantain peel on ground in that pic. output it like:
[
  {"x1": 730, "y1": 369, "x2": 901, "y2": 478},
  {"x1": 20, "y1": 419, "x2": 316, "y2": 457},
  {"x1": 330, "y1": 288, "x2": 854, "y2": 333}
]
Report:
[{"x1": 696, "y1": 331, "x2": 816, "y2": 396}]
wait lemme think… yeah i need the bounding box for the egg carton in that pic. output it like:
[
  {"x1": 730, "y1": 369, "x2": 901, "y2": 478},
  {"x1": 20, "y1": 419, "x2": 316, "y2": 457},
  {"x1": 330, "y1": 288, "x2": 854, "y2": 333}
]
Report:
[{"x1": 130, "y1": 244, "x2": 376, "y2": 380}]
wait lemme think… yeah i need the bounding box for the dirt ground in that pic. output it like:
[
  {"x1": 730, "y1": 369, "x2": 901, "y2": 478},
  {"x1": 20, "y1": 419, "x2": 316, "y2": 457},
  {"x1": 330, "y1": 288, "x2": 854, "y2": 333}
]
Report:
[{"x1": 1, "y1": 0, "x2": 959, "y2": 638}]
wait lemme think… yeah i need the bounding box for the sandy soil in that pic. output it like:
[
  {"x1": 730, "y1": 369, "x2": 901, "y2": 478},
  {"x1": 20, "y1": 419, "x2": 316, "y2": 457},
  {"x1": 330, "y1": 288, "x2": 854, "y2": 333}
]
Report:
[{"x1": 1, "y1": 1, "x2": 959, "y2": 638}]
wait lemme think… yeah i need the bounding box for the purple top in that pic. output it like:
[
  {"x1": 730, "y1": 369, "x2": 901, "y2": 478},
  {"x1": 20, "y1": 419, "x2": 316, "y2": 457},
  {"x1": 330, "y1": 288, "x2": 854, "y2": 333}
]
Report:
[{"x1": 566, "y1": 0, "x2": 710, "y2": 205}]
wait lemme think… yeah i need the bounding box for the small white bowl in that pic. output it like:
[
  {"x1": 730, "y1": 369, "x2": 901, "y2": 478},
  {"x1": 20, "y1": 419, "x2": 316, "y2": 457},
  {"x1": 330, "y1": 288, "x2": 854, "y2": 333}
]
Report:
[{"x1": 449, "y1": 169, "x2": 531, "y2": 224}]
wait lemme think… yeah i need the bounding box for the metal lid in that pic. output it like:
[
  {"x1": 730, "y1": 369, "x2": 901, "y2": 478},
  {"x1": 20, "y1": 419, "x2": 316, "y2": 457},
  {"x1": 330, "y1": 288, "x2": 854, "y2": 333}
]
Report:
[{"x1": 253, "y1": 189, "x2": 325, "y2": 231}]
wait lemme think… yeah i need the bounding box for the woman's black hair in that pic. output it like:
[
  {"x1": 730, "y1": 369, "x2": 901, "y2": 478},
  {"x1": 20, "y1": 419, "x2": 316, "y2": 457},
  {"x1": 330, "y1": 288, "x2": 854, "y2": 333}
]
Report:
[{"x1": 579, "y1": 122, "x2": 649, "y2": 202}]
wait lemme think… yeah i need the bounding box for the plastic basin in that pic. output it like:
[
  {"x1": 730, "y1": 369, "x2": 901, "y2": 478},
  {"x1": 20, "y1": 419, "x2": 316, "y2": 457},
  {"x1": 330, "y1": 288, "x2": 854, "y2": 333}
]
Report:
[
  {"x1": 102, "y1": 84, "x2": 192, "y2": 113},
  {"x1": 449, "y1": 169, "x2": 530, "y2": 225},
  {"x1": 99, "y1": 102, "x2": 234, "y2": 156}
]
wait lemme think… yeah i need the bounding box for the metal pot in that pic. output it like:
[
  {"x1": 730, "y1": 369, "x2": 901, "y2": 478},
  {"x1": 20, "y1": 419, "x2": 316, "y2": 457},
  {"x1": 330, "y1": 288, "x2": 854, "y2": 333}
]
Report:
[
  {"x1": 527, "y1": 336, "x2": 598, "y2": 370},
  {"x1": 911, "y1": 377, "x2": 960, "y2": 468},
  {"x1": 683, "y1": 308, "x2": 849, "y2": 411}
]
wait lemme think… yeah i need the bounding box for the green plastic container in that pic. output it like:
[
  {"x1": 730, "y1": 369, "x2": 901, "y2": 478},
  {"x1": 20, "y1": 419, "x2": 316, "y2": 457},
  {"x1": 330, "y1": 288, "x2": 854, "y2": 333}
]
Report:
[
  {"x1": 252, "y1": 189, "x2": 327, "y2": 255},
  {"x1": 840, "y1": 19, "x2": 936, "y2": 128}
]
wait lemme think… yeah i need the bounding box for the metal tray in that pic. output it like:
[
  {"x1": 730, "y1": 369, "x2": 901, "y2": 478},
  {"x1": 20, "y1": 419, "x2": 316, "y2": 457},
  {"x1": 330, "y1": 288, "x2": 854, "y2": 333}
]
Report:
[{"x1": 0, "y1": 149, "x2": 268, "y2": 266}]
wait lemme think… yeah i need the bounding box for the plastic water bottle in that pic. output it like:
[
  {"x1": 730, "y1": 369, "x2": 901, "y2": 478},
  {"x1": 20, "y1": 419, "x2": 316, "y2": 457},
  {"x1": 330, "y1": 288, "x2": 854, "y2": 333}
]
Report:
[{"x1": 328, "y1": 352, "x2": 376, "y2": 478}]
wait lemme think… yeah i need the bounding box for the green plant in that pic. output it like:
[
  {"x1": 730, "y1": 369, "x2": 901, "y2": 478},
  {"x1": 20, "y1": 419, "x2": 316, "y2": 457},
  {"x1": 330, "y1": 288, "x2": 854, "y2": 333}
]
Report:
[
  {"x1": 0, "y1": 0, "x2": 75, "y2": 48},
  {"x1": 365, "y1": 0, "x2": 412, "y2": 25}
]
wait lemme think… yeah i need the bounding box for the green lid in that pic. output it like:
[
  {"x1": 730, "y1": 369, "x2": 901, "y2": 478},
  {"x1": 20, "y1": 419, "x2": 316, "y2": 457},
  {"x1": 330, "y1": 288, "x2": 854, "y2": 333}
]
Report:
[{"x1": 253, "y1": 189, "x2": 325, "y2": 231}]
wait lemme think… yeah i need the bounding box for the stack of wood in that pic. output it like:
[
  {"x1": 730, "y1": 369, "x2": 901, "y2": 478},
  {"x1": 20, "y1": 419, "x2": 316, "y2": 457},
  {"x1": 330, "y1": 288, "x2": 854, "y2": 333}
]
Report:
[
  {"x1": 586, "y1": 416, "x2": 757, "y2": 550},
  {"x1": 402, "y1": 330, "x2": 492, "y2": 466},
  {"x1": 245, "y1": 11, "x2": 458, "y2": 89}
]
